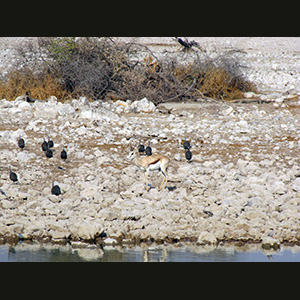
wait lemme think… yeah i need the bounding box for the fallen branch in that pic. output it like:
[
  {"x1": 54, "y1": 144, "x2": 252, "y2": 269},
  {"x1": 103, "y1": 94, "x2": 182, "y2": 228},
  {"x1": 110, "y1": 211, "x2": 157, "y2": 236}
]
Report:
[{"x1": 227, "y1": 98, "x2": 270, "y2": 104}]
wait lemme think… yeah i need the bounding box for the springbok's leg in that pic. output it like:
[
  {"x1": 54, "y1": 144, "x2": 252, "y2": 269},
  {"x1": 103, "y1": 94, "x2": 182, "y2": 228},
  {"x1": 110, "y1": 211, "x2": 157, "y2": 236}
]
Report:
[
  {"x1": 159, "y1": 177, "x2": 165, "y2": 190},
  {"x1": 162, "y1": 172, "x2": 168, "y2": 190},
  {"x1": 159, "y1": 170, "x2": 168, "y2": 190}
]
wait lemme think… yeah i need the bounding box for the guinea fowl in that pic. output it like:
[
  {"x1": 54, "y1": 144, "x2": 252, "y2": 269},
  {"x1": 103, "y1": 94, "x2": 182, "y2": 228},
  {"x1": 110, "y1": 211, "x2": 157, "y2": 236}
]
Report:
[
  {"x1": 9, "y1": 166, "x2": 18, "y2": 183},
  {"x1": 61, "y1": 147, "x2": 67, "y2": 160},
  {"x1": 48, "y1": 137, "x2": 54, "y2": 148},
  {"x1": 145, "y1": 141, "x2": 152, "y2": 156},
  {"x1": 183, "y1": 138, "x2": 191, "y2": 150},
  {"x1": 18, "y1": 135, "x2": 25, "y2": 150},
  {"x1": 45, "y1": 149, "x2": 53, "y2": 158},
  {"x1": 51, "y1": 182, "x2": 61, "y2": 196},
  {"x1": 42, "y1": 138, "x2": 48, "y2": 151},
  {"x1": 185, "y1": 149, "x2": 192, "y2": 162},
  {"x1": 138, "y1": 142, "x2": 145, "y2": 154}
]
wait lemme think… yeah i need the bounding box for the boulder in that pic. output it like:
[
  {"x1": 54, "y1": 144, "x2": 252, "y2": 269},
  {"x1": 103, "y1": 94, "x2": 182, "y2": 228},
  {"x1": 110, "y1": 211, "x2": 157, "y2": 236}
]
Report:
[
  {"x1": 244, "y1": 91, "x2": 257, "y2": 98},
  {"x1": 197, "y1": 231, "x2": 217, "y2": 245},
  {"x1": 49, "y1": 229, "x2": 70, "y2": 240},
  {"x1": 18, "y1": 101, "x2": 32, "y2": 111},
  {"x1": 292, "y1": 177, "x2": 300, "y2": 192},
  {"x1": 33, "y1": 102, "x2": 58, "y2": 119},
  {"x1": 103, "y1": 237, "x2": 118, "y2": 245},
  {"x1": 78, "y1": 96, "x2": 90, "y2": 106},
  {"x1": 57, "y1": 103, "x2": 76, "y2": 116},
  {"x1": 70, "y1": 222, "x2": 105, "y2": 241},
  {"x1": 261, "y1": 236, "x2": 280, "y2": 250},
  {"x1": 1, "y1": 200, "x2": 14, "y2": 209},
  {"x1": 130, "y1": 97, "x2": 156, "y2": 113},
  {"x1": 99, "y1": 208, "x2": 119, "y2": 221},
  {"x1": 0, "y1": 99, "x2": 13, "y2": 108},
  {"x1": 268, "y1": 180, "x2": 287, "y2": 195}
]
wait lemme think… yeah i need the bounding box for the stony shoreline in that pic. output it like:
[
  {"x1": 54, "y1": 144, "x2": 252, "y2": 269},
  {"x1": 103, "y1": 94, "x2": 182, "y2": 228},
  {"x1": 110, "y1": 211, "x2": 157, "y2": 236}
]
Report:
[
  {"x1": 1, "y1": 37, "x2": 300, "y2": 249},
  {"x1": 1, "y1": 95, "x2": 300, "y2": 249}
]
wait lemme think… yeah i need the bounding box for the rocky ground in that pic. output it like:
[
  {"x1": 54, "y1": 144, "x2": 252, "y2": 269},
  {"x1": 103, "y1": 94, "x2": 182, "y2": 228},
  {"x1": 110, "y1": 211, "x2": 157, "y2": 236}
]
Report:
[
  {"x1": 1, "y1": 95, "x2": 300, "y2": 248},
  {"x1": 1, "y1": 37, "x2": 300, "y2": 249}
]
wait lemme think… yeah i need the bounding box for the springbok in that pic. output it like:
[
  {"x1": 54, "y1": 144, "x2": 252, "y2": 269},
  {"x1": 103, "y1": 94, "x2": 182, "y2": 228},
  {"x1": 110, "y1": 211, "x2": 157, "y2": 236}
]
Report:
[{"x1": 127, "y1": 145, "x2": 170, "y2": 191}]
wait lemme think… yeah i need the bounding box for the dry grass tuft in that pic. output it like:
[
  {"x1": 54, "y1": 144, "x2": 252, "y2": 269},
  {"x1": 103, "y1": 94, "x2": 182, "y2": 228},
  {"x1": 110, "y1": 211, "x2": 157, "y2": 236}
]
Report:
[
  {"x1": 0, "y1": 69, "x2": 70, "y2": 101},
  {"x1": 196, "y1": 66, "x2": 255, "y2": 100}
]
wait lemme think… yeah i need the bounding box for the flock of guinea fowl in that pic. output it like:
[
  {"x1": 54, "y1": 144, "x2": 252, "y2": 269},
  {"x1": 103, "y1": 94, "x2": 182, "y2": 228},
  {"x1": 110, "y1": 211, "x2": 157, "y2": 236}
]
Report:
[
  {"x1": 9, "y1": 136, "x2": 67, "y2": 196},
  {"x1": 7, "y1": 133, "x2": 193, "y2": 194}
]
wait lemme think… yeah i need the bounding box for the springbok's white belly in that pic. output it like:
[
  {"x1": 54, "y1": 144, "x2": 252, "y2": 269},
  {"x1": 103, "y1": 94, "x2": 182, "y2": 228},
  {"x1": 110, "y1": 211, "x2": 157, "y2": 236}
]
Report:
[{"x1": 148, "y1": 161, "x2": 161, "y2": 171}]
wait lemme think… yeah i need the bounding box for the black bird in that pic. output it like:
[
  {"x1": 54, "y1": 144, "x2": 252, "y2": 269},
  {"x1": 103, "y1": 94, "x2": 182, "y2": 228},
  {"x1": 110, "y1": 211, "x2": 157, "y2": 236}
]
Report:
[
  {"x1": 61, "y1": 147, "x2": 67, "y2": 160},
  {"x1": 42, "y1": 138, "x2": 48, "y2": 151},
  {"x1": 45, "y1": 149, "x2": 53, "y2": 158},
  {"x1": 175, "y1": 37, "x2": 199, "y2": 51},
  {"x1": 24, "y1": 91, "x2": 35, "y2": 103},
  {"x1": 138, "y1": 142, "x2": 145, "y2": 154},
  {"x1": 183, "y1": 138, "x2": 191, "y2": 150},
  {"x1": 9, "y1": 166, "x2": 18, "y2": 183},
  {"x1": 48, "y1": 137, "x2": 54, "y2": 148},
  {"x1": 51, "y1": 182, "x2": 61, "y2": 196},
  {"x1": 18, "y1": 135, "x2": 25, "y2": 150},
  {"x1": 185, "y1": 149, "x2": 192, "y2": 162},
  {"x1": 145, "y1": 141, "x2": 152, "y2": 156}
]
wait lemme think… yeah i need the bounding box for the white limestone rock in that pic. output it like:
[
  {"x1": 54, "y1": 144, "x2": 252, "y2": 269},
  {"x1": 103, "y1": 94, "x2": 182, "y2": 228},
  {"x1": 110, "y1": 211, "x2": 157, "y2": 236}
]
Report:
[
  {"x1": 261, "y1": 236, "x2": 280, "y2": 249},
  {"x1": 130, "y1": 97, "x2": 156, "y2": 113},
  {"x1": 197, "y1": 231, "x2": 217, "y2": 245},
  {"x1": 292, "y1": 177, "x2": 300, "y2": 192},
  {"x1": 70, "y1": 222, "x2": 105, "y2": 241}
]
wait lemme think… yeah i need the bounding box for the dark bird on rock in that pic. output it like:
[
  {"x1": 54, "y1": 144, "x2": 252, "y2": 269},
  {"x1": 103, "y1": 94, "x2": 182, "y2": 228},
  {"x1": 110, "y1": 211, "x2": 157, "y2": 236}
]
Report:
[
  {"x1": 45, "y1": 149, "x2": 53, "y2": 158},
  {"x1": 24, "y1": 91, "x2": 35, "y2": 103},
  {"x1": 185, "y1": 149, "x2": 192, "y2": 162},
  {"x1": 175, "y1": 37, "x2": 199, "y2": 51},
  {"x1": 18, "y1": 135, "x2": 25, "y2": 150},
  {"x1": 61, "y1": 147, "x2": 67, "y2": 160},
  {"x1": 51, "y1": 182, "x2": 61, "y2": 196},
  {"x1": 183, "y1": 138, "x2": 191, "y2": 150},
  {"x1": 138, "y1": 142, "x2": 145, "y2": 154},
  {"x1": 48, "y1": 137, "x2": 54, "y2": 148},
  {"x1": 145, "y1": 141, "x2": 152, "y2": 156},
  {"x1": 42, "y1": 138, "x2": 48, "y2": 151},
  {"x1": 9, "y1": 166, "x2": 18, "y2": 182}
]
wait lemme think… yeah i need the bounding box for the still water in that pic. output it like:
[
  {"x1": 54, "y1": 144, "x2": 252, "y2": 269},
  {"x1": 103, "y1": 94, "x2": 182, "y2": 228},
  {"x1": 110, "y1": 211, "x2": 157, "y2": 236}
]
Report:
[{"x1": 1, "y1": 242, "x2": 300, "y2": 262}]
